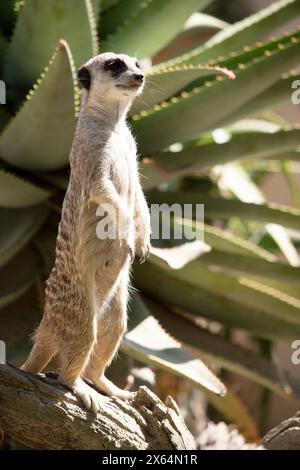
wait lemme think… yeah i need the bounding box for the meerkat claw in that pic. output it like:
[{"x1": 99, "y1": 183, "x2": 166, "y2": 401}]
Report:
[
  {"x1": 72, "y1": 379, "x2": 103, "y2": 414},
  {"x1": 139, "y1": 245, "x2": 150, "y2": 263}
]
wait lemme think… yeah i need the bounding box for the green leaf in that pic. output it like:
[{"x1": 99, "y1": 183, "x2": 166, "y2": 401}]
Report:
[
  {"x1": 91, "y1": 0, "x2": 102, "y2": 18},
  {"x1": 4, "y1": 0, "x2": 98, "y2": 91},
  {"x1": 159, "y1": 0, "x2": 300, "y2": 67},
  {"x1": 133, "y1": 254, "x2": 300, "y2": 339},
  {"x1": 220, "y1": 72, "x2": 300, "y2": 126},
  {"x1": 0, "y1": 205, "x2": 48, "y2": 269},
  {"x1": 204, "y1": 224, "x2": 275, "y2": 261},
  {"x1": 218, "y1": 163, "x2": 300, "y2": 266},
  {"x1": 149, "y1": 128, "x2": 300, "y2": 172},
  {"x1": 0, "y1": 245, "x2": 42, "y2": 310},
  {"x1": 132, "y1": 32, "x2": 300, "y2": 152},
  {"x1": 269, "y1": 151, "x2": 300, "y2": 162},
  {"x1": 100, "y1": 0, "x2": 144, "y2": 37},
  {"x1": 0, "y1": 41, "x2": 77, "y2": 171},
  {"x1": 206, "y1": 390, "x2": 259, "y2": 441},
  {"x1": 179, "y1": 29, "x2": 300, "y2": 95},
  {"x1": 0, "y1": 169, "x2": 51, "y2": 208},
  {"x1": 149, "y1": 301, "x2": 300, "y2": 400},
  {"x1": 155, "y1": 216, "x2": 276, "y2": 260},
  {"x1": 132, "y1": 64, "x2": 235, "y2": 115},
  {"x1": 124, "y1": 292, "x2": 226, "y2": 395},
  {"x1": 149, "y1": 248, "x2": 300, "y2": 325},
  {"x1": 153, "y1": 13, "x2": 228, "y2": 64},
  {"x1": 197, "y1": 249, "x2": 300, "y2": 284},
  {"x1": 147, "y1": 190, "x2": 300, "y2": 231},
  {"x1": 102, "y1": 0, "x2": 212, "y2": 58}
]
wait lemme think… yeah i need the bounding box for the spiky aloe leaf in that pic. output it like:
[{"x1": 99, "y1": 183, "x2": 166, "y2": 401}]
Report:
[
  {"x1": 196, "y1": 250, "x2": 300, "y2": 284},
  {"x1": 4, "y1": 0, "x2": 98, "y2": 91},
  {"x1": 148, "y1": 190, "x2": 300, "y2": 231},
  {"x1": 102, "y1": 0, "x2": 212, "y2": 58},
  {"x1": 91, "y1": 0, "x2": 101, "y2": 18},
  {"x1": 101, "y1": 0, "x2": 144, "y2": 37},
  {"x1": 135, "y1": 266, "x2": 299, "y2": 340},
  {"x1": 153, "y1": 13, "x2": 228, "y2": 64},
  {"x1": 132, "y1": 32, "x2": 300, "y2": 152},
  {"x1": 133, "y1": 257, "x2": 300, "y2": 339},
  {"x1": 0, "y1": 205, "x2": 47, "y2": 269},
  {"x1": 152, "y1": 211, "x2": 275, "y2": 260},
  {"x1": 271, "y1": 151, "x2": 300, "y2": 162},
  {"x1": 220, "y1": 72, "x2": 300, "y2": 126},
  {"x1": 170, "y1": 219, "x2": 275, "y2": 260},
  {"x1": 0, "y1": 41, "x2": 77, "y2": 171},
  {"x1": 150, "y1": 248, "x2": 300, "y2": 324},
  {"x1": 124, "y1": 292, "x2": 226, "y2": 396},
  {"x1": 0, "y1": 245, "x2": 42, "y2": 310},
  {"x1": 149, "y1": 128, "x2": 300, "y2": 174},
  {"x1": 206, "y1": 390, "x2": 259, "y2": 441},
  {"x1": 0, "y1": 170, "x2": 51, "y2": 208},
  {"x1": 178, "y1": 29, "x2": 300, "y2": 96},
  {"x1": 218, "y1": 163, "x2": 300, "y2": 266},
  {"x1": 148, "y1": 300, "x2": 300, "y2": 400},
  {"x1": 157, "y1": 0, "x2": 300, "y2": 68},
  {"x1": 132, "y1": 64, "x2": 235, "y2": 115}
]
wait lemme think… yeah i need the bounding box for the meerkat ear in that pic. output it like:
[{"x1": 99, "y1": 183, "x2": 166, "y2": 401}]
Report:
[{"x1": 77, "y1": 66, "x2": 91, "y2": 90}]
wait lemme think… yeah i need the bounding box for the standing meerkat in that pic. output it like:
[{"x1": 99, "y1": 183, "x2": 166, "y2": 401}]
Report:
[{"x1": 21, "y1": 52, "x2": 151, "y2": 412}]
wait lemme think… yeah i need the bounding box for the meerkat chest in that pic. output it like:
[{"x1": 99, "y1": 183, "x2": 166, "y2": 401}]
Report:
[{"x1": 108, "y1": 131, "x2": 137, "y2": 195}]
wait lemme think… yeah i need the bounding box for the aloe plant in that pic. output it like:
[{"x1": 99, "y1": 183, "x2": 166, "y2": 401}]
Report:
[{"x1": 1, "y1": 0, "x2": 300, "y2": 420}]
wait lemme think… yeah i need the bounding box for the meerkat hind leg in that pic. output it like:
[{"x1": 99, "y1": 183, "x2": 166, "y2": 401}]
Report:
[
  {"x1": 84, "y1": 279, "x2": 133, "y2": 401},
  {"x1": 58, "y1": 323, "x2": 104, "y2": 413}
]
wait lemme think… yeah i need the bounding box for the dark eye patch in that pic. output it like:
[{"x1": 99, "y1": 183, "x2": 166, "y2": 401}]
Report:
[
  {"x1": 135, "y1": 61, "x2": 141, "y2": 69},
  {"x1": 104, "y1": 58, "x2": 127, "y2": 76},
  {"x1": 77, "y1": 66, "x2": 91, "y2": 90}
]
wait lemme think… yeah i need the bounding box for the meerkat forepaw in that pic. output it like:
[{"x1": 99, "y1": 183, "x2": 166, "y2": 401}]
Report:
[{"x1": 136, "y1": 241, "x2": 151, "y2": 263}]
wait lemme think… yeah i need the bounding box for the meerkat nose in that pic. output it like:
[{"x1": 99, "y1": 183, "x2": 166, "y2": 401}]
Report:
[{"x1": 132, "y1": 73, "x2": 144, "y2": 84}]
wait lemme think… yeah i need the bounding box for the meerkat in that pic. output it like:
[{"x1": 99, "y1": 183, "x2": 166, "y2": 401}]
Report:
[{"x1": 21, "y1": 52, "x2": 151, "y2": 412}]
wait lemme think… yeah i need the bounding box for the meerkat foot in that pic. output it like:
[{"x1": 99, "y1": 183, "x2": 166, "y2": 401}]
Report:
[
  {"x1": 90, "y1": 375, "x2": 134, "y2": 400},
  {"x1": 65, "y1": 378, "x2": 104, "y2": 413}
]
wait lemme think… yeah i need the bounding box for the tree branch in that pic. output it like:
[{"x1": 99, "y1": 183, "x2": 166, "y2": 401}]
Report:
[
  {"x1": 262, "y1": 412, "x2": 300, "y2": 450},
  {"x1": 0, "y1": 364, "x2": 195, "y2": 450}
]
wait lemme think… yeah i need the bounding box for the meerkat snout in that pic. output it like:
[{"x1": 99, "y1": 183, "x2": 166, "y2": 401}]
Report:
[
  {"x1": 132, "y1": 73, "x2": 144, "y2": 84},
  {"x1": 77, "y1": 52, "x2": 144, "y2": 100}
]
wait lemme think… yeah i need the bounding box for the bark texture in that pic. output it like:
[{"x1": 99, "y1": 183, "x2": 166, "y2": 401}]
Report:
[
  {"x1": 262, "y1": 412, "x2": 300, "y2": 450},
  {"x1": 0, "y1": 364, "x2": 195, "y2": 450}
]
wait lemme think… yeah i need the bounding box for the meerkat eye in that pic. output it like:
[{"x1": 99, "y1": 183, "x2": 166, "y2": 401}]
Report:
[
  {"x1": 77, "y1": 66, "x2": 91, "y2": 90},
  {"x1": 135, "y1": 61, "x2": 141, "y2": 69},
  {"x1": 104, "y1": 58, "x2": 127, "y2": 75}
]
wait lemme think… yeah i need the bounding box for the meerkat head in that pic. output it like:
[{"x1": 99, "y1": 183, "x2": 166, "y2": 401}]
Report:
[{"x1": 77, "y1": 52, "x2": 144, "y2": 104}]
